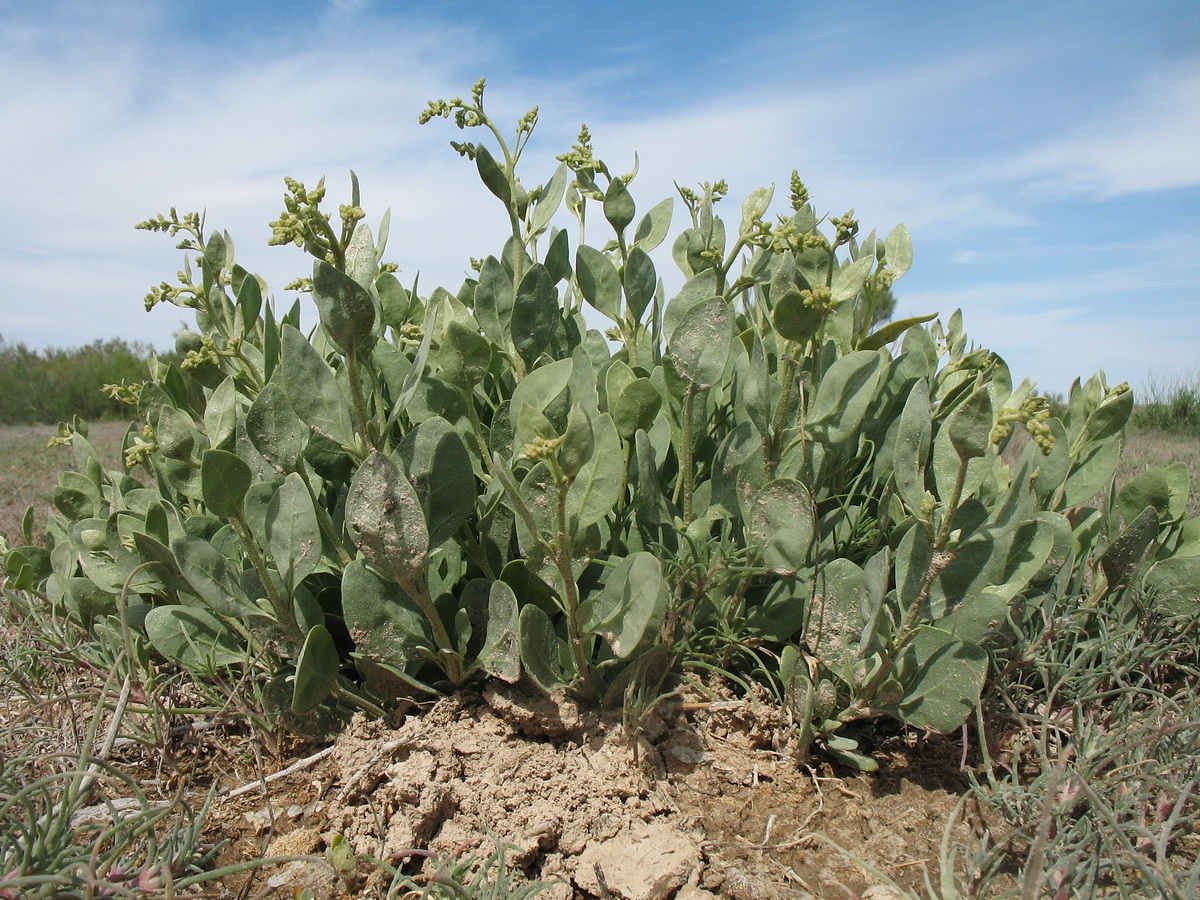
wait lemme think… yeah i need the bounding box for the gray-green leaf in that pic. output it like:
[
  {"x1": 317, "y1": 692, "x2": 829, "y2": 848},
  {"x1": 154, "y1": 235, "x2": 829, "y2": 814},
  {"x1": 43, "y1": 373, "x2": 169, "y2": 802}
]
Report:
[
  {"x1": 267, "y1": 473, "x2": 321, "y2": 591},
  {"x1": 313, "y1": 260, "x2": 376, "y2": 355},
  {"x1": 345, "y1": 450, "x2": 429, "y2": 579},
  {"x1": 145, "y1": 605, "x2": 243, "y2": 674},
  {"x1": 668, "y1": 296, "x2": 734, "y2": 390},
  {"x1": 749, "y1": 479, "x2": 816, "y2": 575}
]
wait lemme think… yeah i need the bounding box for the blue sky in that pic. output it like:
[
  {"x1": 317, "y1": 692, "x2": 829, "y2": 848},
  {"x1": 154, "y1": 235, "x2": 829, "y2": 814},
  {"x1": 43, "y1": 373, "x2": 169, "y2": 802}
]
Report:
[{"x1": 1, "y1": 0, "x2": 1197, "y2": 396}]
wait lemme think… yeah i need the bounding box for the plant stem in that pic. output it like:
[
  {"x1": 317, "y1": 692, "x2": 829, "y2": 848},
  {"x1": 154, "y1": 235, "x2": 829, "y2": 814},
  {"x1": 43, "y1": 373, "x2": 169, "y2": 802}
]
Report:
[
  {"x1": 398, "y1": 570, "x2": 464, "y2": 685},
  {"x1": 609, "y1": 438, "x2": 633, "y2": 556},
  {"x1": 890, "y1": 459, "x2": 968, "y2": 652},
  {"x1": 466, "y1": 401, "x2": 497, "y2": 478},
  {"x1": 482, "y1": 117, "x2": 527, "y2": 295},
  {"x1": 681, "y1": 383, "x2": 698, "y2": 526},
  {"x1": 623, "y1": 319, "x2": 640, "y2": 369},
  {"x1": 716, "y1": 237, "x2": 748, "y2": 297},
  {"x1": 344, "y1": 349, "x2": 380, "y2": 452},
  {"x1": 317, "y1": 216, "x2": 346, "y2": 270},
  {"x1": 768, "y1": 349, "x2": 800, "y2": 474},
  {"x1": 553, "y1": 467, "x2": 597, "y2": 699},
  {"x1": 858, "y1": 455, "x2": 969, "y2": 705},
  {"x1": 332, "y1": 682, "x2": 385, "y2": 717},
  {"x1": 934, "y1": 454, "x2": 970, "y2": 552},
  {"x1": 230, "y1": 515, "x2": 301, "y2": 644}
]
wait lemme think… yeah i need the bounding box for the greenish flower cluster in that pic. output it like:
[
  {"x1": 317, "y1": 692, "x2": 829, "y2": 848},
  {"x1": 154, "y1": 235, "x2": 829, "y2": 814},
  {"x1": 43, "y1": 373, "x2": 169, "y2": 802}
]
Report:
[
  {"x1": 556, "y1": 124, "x2": 598, "y2": 174},
  {"x1": 178, "y1": 333, "x2": 224, "y2": 372},
  {"x1": 101, "y1": 380, "x2": 143, "y2": 408},
  {"x1": 677, "y1": 180, "x2": 728, "y2": 214},
  {"x1": 268, "y1": 176, "x2": 370, "y2": 270},
  {"x1": 801, "y1": 284, "x2": 835, "y2": 313},
  {"x1": 418, "y1": 77, "x2": 489, "y2": 129},
  {"x1": 759, "y1": 220, "x2": 830, "y2": 255},
  {"x1": 789, "y1": 170, "x2": 810, "y2": 211},
  {"x1": 268, "y1": 177, "x2": 329, "y2": 249},
  {"x1": 557, "y1": 124, "x2": 612, "y2": 205},
  {"x1": 45, "y1": 422, "x2": 75, "y2": 449},
  {"x1": 830, "y1": 210, "x2": 859, "y2": 247},
  {"x1": 340, "y1": 204, "x2": 366, "y2": 228},
  {"x1": 123, "y1": 425, "x2": 158, "y2": 469},
  {"x1": 992, "y1": 395, "x2": 1056, "y2": 454},
  {"x1": 134, "y1": 208, "x2": 203, "y2": 250},
  {"x1": 516, "y1": 105, "x2": 539, "y2": 137},
  {"x1": 873, "y1": 269, "x2": 897, "y2": 290},
  {"x1": 520, "y1": 434, "x2": 565, "y2": 463},
  {"x1": 142, "y1": 278, "x2": 200, "y2": 312}
]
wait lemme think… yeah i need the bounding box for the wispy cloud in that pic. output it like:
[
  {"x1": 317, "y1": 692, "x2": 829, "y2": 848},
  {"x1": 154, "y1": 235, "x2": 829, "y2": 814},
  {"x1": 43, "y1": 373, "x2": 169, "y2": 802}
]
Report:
[
  {"x1": 1013, "y1": 61, "x2": 1200, "y2": 197},
  {"x1": 903, "y1": 249, "x2": 1200, "y2": 393},
  {"x1": 0, "y1": 6, "x2": 510, "y2": 345}
]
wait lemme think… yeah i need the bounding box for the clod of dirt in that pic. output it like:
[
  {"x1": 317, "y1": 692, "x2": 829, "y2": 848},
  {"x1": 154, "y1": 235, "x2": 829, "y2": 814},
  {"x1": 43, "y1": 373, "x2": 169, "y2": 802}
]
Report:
[
  {"x1": 288, "y1": 690, "x2": 700, "y2": 893},
  {"x1": 722, "y1": 867, "x2": 814, "y2": 900},
  {"x1": 573, "y1": 821, "x2": 700, "y2": 899},
  {"x1": 263, "y1": 827, "x2": 338, "y2": 896},
  {"x1": 483, "y1": 681, "x2": 590, "y2": 738}
]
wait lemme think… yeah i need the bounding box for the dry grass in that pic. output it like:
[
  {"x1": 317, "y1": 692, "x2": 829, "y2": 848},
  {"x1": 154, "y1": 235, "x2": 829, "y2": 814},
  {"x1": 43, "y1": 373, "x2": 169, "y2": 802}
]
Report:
[
  {"x1": 0, "y1": 420, "x2": 132, "y2": 546},
  {"x1": 1118, "y1": 427, "x2": 1200, "y2": 519}
]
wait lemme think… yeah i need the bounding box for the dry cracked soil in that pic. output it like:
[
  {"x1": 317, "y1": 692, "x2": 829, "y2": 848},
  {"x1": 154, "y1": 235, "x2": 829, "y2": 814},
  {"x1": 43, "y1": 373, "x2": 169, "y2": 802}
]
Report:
[{"x1": 205, "y1": 683, "x2": 999, "y2": 900}]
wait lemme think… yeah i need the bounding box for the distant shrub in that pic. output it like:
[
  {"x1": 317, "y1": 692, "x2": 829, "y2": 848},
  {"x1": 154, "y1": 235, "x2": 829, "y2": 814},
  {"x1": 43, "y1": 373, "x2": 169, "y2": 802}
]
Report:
[
  {"x1": 1133, "y1": 370, "x2": 1200, "y2": 434},
  {"x1": 0, "y1": 336, "x2": 167, "y2": 425}
]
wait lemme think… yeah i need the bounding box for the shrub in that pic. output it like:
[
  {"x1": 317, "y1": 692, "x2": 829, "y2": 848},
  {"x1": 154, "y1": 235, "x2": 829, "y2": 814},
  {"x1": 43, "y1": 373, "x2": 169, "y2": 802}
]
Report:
[
  {"x1": 0, "y1": 336, "x2": 163, "y2": 426},
  {"x1": 4, "y1": 81, "x2": 1196, "y2": 767},
  {"x1": 1132, "y1": 370, "x2": 1200, "y2": 434}
]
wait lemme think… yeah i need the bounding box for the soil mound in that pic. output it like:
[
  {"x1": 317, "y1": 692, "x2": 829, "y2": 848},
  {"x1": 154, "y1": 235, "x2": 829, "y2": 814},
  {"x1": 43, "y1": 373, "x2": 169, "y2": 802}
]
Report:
[{"x1": 210, "y1": 686, "x2": 987, "y2": 898}]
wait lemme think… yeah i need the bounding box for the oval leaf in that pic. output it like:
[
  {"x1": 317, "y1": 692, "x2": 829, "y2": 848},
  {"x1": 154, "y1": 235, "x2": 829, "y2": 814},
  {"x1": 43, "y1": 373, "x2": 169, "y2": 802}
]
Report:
[
  {"x1": 345, "y1": 450, "x2": 429, "y2": 579},
  {"x1": 246, "y1": 382, "x2": 309, "y2": 474},
  {"x1": 603, "y1": 178, "x2": 635, "y2": 234},
  {"x1": 145, "y1": 605, "x2": 243, "y2": 674},
  {"x1": 267, "y1": 473, "x2": 322, "y2": 592},
  {"x1": 576, "y1": 245, "x2": 622, "y2": 322},
  {"x1": 749, "y1": 479, "x2": 816, "y2": 575},
  {"x1": 313, "y1": 260, "x2": 376, "y2": 354},
  {"x1": 292, "y1": 624, "x2": 339, "y2": 714},
  {"x1": 668, "y1": 296, "x2": 734, "y2": 389},
  {"x1": 947, "y1": 386, "x2": 994, "y2": 461}
]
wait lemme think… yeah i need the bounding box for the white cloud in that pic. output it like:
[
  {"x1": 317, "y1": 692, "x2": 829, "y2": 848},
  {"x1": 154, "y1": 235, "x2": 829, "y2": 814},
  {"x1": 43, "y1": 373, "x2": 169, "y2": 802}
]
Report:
[
  {"x1": 0, "y1": 8, "x2": 1047, "y2": 351},
  {"x1": 0, "y1": 9, "x2": 512, "y2": 347},
  {"x1": 902, "y1": 256, "x2": 1200, "y2": 395},
  {"x1": 957, "y1": 304, "x2": 1196, "y2": 398},
  {"x1": 1014, "y1": 62, "x2": 1200, "y2": 197}
]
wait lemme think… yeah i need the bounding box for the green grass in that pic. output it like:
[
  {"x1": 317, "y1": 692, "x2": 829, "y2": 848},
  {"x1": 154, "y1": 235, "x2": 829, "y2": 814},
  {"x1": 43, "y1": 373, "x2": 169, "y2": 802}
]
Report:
[
  {"x1": 967, "y1": 589, "x2": 1200, "y2": 898},
  {"x1": 0, "y1": 588, "x2": 221, "y2": 897},
  {"x1": 1133, "y1": 371, "x2": 1200, "y2": 435}
]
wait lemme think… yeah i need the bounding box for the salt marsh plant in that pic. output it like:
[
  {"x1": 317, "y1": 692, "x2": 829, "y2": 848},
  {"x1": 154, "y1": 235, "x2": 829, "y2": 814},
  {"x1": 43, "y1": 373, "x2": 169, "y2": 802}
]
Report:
[{"x1": 4, "y1": 80, "x2": 1196, "y2": 768}]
